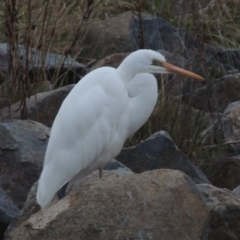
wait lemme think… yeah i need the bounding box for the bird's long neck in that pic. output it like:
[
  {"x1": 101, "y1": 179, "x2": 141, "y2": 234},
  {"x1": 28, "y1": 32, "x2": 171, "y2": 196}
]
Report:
[
  {"x1": 117, "y1": 56, "x2": 158, "y2": 138},
  {"x1": 118, "y1": 68, "x2": 158, "y2": 139},
  {"x1": 117, "y1": 62, "x2": 135, "y2": 83},
  {"x1": 117, "y1": 53, "x2": 147, "y2": 83}
]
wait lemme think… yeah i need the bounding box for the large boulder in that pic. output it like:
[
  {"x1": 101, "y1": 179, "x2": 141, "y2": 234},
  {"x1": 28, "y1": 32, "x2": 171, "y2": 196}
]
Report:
[
  {"x1": 6, "y1": 169, "x2": 209, "y2": 240},
  {"x1": 0, "y1": 43, "x2": 86, "y2": 85},
  {"x1": 222, "y1": 100, "x2": 240, "y2": 154},
  {"x1": 5, "y1": 159, "x2": 132, "y2": 237},
  {"x1": 103, "y1": 159, "x2": 132, "y2": 172},
  {"x1": 233, "y1": 185, "x2": 240, "y2": 196},
  {"x1": 4, "y1": 182, "x2": 40, "y2": 239},
  {"x1": 197, "y1": 184, "x2": 240, "y2": 240},
  {"x1": 116, "y1": 131, "x2": 209, "y2": 184},
  {"x1": 0, "y1": 188, "x2": 19, "y2": 225},
  {"x1": 90, "y1": 53, "x2": 130, "y2": 71},
  {"x1": 182, "y1": 74, "x2": 240, "y2": 112},
  {"x1": 0, "y1": 120, "x2": 49, "y2": 209},
  {"x1": 83, "y1": 0, "x2": 210, "y2": 60},
  {"x1": 130, "y1": 13, "x2": 240, "y2": 79},
  {"x1": 167, "y1": 0, "x2": 209, "y2": 17},
  {"x1": 131, "y1": 14, "x2": 199, "y2": 58},
  {"x1": 82, "y1": 12, "x2": 134, "y2": 60},
  {"x1": 1, "y1": 85, "x2": 74, "y2": 127},
  {"x1": 0, "y1": 188, "x2": 19, "y2": 240},
  {"x1": 201, "y1": 157, "x2": 240, "y2": 190}
]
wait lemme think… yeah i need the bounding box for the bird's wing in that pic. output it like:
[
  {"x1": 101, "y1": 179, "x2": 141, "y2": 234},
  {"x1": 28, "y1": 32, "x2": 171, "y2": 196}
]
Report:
[{"x1": 37, "y1": 67, "x2": 129, "y2": 207}]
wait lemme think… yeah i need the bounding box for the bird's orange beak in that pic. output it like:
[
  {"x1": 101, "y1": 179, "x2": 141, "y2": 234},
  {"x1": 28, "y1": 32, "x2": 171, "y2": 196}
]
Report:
[{"x1": 161, "y1": 61, "x2": 205, "y2": 81}]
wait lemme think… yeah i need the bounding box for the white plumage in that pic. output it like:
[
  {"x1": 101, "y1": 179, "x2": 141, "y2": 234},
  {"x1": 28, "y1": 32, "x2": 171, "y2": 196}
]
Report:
[{"x1": 37, "y1": 49, "x2": 204, "y2": 208}]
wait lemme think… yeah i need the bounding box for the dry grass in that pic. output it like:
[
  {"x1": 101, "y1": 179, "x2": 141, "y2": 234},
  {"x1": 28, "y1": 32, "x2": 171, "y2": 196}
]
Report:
[
  {"x1": 197, "y1": 0, "x2": 240, "y2": 48},
  {"x1": 0, "y1": 0, "x2": 237, "y2": 162},
  {"x1": 90, "y1": 0, "x2": 240, "y2": 48},
  {"x1": 0, "y1": 0, "x2": 97, "y2": 116}
]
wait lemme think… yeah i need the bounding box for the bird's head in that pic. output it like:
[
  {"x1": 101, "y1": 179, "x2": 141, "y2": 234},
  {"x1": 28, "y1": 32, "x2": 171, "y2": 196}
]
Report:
[{"x1": 123, "y1": 49, "x2": 205, "y2": 81}]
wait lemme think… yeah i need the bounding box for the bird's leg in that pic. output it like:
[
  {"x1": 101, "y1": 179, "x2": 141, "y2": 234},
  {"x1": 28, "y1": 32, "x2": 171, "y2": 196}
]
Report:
[
  {"x1": 57, "y1": 182, "x2": 69, "y2": 200},
  {"x1": 99, "y1": 167, "x2": 103, "y2": 178}
]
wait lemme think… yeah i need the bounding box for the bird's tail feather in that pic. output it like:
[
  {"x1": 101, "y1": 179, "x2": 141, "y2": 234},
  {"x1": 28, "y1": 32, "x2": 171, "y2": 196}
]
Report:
[{"x1": 36, "y1": 164, "x2": 68, "y2": 208}]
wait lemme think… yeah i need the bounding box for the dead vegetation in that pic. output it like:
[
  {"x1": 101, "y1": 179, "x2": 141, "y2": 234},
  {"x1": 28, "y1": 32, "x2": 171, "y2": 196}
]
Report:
[{"x1": 0, "y1": 0, "x2": 239, "y2": 163}]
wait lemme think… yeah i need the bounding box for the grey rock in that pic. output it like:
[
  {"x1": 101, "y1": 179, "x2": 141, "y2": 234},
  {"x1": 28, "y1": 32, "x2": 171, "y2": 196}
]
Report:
[
  {"x1": 1, "y1": 84, "x2": 74, "y2": 127},
  {"x1": 90, "y1": 52, "x2": 130, "y2": 71},
  {"x1": 0, "y1": 120, "x2": 49, "y2": 209},
  {"x1": 0, "y1": 188, "x2": 19, "y2": 224},
  {"x1": 5, "y1": 162, "x2": 131, "y2": 238},
  {"x1": 232, "y1": 185, "x2": 240, "y2": 196},
  {"x1": 81, "y1": 12, "x2": 134, "y2": 61},
  {"x1": 182, "y1": 74, "x2": 240, "y2": 112},
  {"x1": 205, "y1": 45, "x2": 240, "y2": 73},
  {"x1": 82, "y1": 0, "x2": 209, "y2": 59},
  {"x1": 5, "y1": 169, "x2": 132, "y2": 238},
  {"x1": 0, "y1": 98, "x2": 10, "y2": 109},
  {"x1": 222, "y1": 100, "x2": 240, "y2": 154},
  {"x1": 131, "y1": 14, "x2": 239, "y2": 78},
  {"x1": 197, "y1": 184, "x2": 234, "y2": 208},
  {"x1": 0, "y1": 45, "x2": 10, "y2": 72},
  {"x1": 6, "y1": 170, "x2": 209, "y2": 240},
  {"x1": 0, "y1": 43, "x2": 83, "y2": 70},
  {"x1": 197, "y1": 183, "x2": 240, "y2": 240},
  {"x1": 201, "y1": 157, "x2": 240, "y2": 190},
  {"x1": 103, "y1": 159, "x2": 132, "y2": 173},
  {"x1": 131, "y1": 14, "x2": 198, "y2": 59},
  {"x1": 130, "y1": 15, "x2": 210, "y2": 76},
  {"x1": 4, "y1": 182, "x2": 40, "y2": 239},
  {"x1": 0, "y1": 187, "x2": 19, "y2": 240},
  {"x1": 0, "y1": 43, "x2": 86, "y2": 85},
  {"x1": 0, "y1": 222, "x2": 7, "y2": 240},
  {"x1": 116, "y1": 130, "x2": 210, "y2": 184}
]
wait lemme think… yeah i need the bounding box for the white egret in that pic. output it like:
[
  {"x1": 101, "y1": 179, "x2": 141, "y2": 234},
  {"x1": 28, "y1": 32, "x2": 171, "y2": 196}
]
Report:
[{"x1": 37, "y1": 49, "x2": 204, "y2": 208}]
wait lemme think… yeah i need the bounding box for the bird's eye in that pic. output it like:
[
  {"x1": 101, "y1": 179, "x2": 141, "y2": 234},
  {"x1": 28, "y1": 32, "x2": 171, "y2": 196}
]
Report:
[{"x1": 152, "y1": 59, "x2": 160, "y2": 66}]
